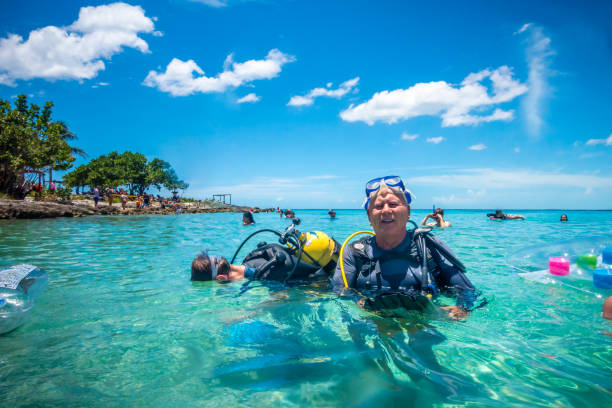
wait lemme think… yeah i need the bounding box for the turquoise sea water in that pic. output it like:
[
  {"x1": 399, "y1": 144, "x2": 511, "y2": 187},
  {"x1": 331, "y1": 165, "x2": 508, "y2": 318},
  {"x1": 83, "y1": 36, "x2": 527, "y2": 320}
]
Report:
[{"x1": 1, "y1": 209, "x2": 611, "y2": 407}]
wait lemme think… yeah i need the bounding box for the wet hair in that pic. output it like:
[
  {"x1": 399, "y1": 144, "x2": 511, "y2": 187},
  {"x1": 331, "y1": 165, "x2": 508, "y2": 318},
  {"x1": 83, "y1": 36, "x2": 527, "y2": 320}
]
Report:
[
  {"x1": 191, "y1": 254, "x2": 212, "y2": 281},
  {"x1": 243, "y1": 212, "x2": 255, "y2": 224},
  {"x1": 191, "y1": 253, "x2": 230, "y2": 281},
  {"x1": 435, "y1": 208, "x2": 444, "y2": 216}
]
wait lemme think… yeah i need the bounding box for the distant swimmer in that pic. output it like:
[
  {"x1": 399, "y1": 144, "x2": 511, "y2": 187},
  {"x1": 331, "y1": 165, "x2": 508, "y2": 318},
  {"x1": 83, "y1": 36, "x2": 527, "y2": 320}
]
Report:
[
  {"x1": 560, "y1": 214, "x2": 568, "y2": 222},
  {"x1": 328, "y1": 209, "x2": 336, "y2": 219},
  {"x1": 487, "y1": 209, "x2": 525, "y2": 221},
  {"x1": 421, "y1": 208, "x2": 451, "y2": 229},
  {"x1": 242, "y1": 212, "x2": 255, "y2": 225}
]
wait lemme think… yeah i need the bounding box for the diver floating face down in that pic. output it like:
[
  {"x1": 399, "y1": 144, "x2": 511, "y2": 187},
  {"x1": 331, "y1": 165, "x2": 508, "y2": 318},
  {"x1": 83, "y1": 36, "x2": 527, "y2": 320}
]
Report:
[{"x1": 191, "y1": 253, "x2": 244, "y2": 282}]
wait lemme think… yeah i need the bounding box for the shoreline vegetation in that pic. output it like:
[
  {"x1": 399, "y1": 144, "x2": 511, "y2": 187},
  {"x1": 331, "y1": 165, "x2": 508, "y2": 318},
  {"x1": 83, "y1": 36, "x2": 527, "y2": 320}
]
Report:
[{"x1": 0, "y1": 196, "x2": 271, "y2": 219}]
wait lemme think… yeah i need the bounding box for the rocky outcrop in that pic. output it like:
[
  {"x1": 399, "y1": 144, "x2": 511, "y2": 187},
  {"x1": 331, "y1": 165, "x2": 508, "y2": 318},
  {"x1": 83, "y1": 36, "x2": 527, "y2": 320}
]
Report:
[{"x1": 0, "y1": 198, "x2": 270, "y2": 219}]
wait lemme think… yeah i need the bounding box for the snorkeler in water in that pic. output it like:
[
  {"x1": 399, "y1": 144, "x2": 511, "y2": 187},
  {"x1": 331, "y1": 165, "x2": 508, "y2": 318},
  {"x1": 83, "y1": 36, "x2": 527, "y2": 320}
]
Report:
[
  {"x1": 421, "y1": 208, "x2": 451, "y2": 228},
  {"x1": 487, "y1": 209, "x2": 525, "y2": 220}
]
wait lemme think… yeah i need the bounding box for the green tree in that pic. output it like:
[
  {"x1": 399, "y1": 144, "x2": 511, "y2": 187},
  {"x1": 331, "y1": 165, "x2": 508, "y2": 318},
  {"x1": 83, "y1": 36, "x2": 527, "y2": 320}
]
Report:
[
  {"x1": 118, "y1": 151, "x2": 147, "y2": 194},
  {"x1": 146, "y1": 158, "x2": 189, "y2": 193},
  {"x1": 63, "y1": 151, "x2": 187, "y2": 196},
  {"x1": 85, "y1": 152, "x2": 124, "y2": 190},
  {"x1": 0, "y1": 95, "x2": 84, "y2": 198},
  {"x1": 62, "y1": 164, "x2": 90, "y2": 194}
]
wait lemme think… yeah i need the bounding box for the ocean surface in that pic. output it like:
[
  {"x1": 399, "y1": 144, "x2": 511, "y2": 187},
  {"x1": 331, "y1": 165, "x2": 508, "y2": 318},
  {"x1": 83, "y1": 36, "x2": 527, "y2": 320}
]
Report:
[{"x1": 1, "y1": 209, "x2": 611, "y2": 407}]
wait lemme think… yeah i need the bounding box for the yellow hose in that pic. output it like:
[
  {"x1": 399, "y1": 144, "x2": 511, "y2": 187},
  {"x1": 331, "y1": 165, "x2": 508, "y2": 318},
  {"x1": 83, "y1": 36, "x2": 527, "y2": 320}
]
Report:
[{"x1": 339, "y1": 230, "x2": 375, "y2": 289}]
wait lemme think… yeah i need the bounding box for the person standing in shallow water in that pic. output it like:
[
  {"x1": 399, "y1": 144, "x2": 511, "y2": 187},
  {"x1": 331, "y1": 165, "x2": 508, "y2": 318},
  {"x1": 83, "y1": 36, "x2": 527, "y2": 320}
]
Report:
[
  {"x1": 421, "y1": 208, "x2": 451, "y2": 228},
  {"x1": 332, "y1": 175, "x2": 475, "y2": 318}
]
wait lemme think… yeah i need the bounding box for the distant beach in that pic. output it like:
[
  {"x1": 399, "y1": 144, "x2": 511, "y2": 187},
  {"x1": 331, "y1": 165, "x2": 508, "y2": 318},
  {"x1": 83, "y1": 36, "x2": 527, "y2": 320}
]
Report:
[{"x1": 0, "y1": 197, "x2": 269, "y2": 219}]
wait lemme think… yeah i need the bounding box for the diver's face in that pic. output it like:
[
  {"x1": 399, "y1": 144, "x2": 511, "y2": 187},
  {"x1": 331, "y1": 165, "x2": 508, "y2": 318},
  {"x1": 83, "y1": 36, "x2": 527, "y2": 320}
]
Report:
[{"x1": 368, "y1": 190, "x2": 410, "y2": 237}]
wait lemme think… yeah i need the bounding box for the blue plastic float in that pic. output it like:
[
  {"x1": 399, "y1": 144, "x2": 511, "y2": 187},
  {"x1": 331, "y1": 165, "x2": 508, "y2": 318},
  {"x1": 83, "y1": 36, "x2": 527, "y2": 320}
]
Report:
[
  {"x1": 0, "y1": 264, "x2": 48, "y2": 334},
  {"x1": 506, "y1": 237, "x2": 612, "y2": 296}
]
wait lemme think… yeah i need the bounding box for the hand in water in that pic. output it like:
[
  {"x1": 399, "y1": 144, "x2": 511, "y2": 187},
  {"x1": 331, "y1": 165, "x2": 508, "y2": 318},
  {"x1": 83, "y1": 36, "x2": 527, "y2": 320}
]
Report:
[{"x1": 441, "y1": 306, "x2": 469, "y2": 319}]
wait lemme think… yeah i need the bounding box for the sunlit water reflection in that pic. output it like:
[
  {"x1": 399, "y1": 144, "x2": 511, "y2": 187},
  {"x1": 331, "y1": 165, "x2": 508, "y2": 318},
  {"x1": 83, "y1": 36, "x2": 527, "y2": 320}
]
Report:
[{"x1": 1, "y1": 210, "x2": 611, "y2": 406}]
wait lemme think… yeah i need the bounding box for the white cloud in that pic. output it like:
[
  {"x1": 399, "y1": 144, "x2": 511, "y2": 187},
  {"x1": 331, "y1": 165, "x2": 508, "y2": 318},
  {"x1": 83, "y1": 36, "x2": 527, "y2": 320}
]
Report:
[
  {"x1": 586, "y1": 133, "x2": 612, "y2": 146},
  {"x1": 0, "y1": 2, "x2": 155, "y2": 86},
  {"x1": 514, "y1": 147, "x2": 520, "y2": 153},
  {"x1": 189, "y1": 175, "x2": 340, "y2": 204},
  {"x1": 237, "y1": 93, "x2": 260, "y2": 103},
  {"x1": 306, "y1": 174, "x2": 338, "y2": 180},
  {"x1": 340, "y1": 66, "x2": 527, "y2": 126},
  {"x1": 433, "y1": 189, "x2": 486, "y2": 205},
  {"x1": 144, "y1": 49, "x2": 295, "y2": 96},
  {"x1": 401, "y1": 132, "x2": 418, "y2": 141},
  {"x1": 469, "y1": 144, "x2": 487, "y2": 150},
  {"x1": 189, "y1": 0, "x2": 228, "y2": 7},
  {"x1": 519, "y1": 24, "x2": 554, "y2": 138},
  {"x1": 427, "y1": 136, "x2": 444, "y2": 144},
  {"x1": 579, "y1": 152, "x2": 604, "y2": 159},
  {"x1": 91, "y1": 81, "x2": 109, "y2": 88},
  {"x1": 408, "y1": 168, "x2": 612, "y2": 191},
  {"x1": 514, "y1": 23, "x2": 531, "y2": 35},
  {"x1": 288, "y1": 77, "x2": 359, "y2": 106}
]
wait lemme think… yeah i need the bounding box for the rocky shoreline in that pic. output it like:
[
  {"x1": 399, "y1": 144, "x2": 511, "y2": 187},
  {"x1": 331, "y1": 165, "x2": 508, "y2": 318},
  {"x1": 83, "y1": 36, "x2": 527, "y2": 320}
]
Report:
[{"x1": 0, "y1": 198, "x2": 269, "y2": 219}]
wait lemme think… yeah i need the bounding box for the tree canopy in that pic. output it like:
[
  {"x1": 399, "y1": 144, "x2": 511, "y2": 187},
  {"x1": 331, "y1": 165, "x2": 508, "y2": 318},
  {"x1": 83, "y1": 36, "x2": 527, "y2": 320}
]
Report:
[
  {"x1": 0, "y1": 95, "x2": 84, "y2": 197},
  {"x1": 63, "y1": 151, "x2": 188, "y2": 195}
]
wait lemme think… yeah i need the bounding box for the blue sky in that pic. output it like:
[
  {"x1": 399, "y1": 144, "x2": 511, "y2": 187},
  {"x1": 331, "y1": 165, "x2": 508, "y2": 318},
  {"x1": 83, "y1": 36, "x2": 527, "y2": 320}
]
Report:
[{"x1": 1, "y1": 0, "x2": 611, "y2": 209}]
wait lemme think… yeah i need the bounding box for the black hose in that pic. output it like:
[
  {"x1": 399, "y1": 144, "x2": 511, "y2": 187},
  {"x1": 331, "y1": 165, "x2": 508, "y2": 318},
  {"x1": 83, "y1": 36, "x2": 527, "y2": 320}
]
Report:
[
  {"x1": 283, "y1": 239, "x2": 305, "y2": 283},
  {"x1": 230, "y1": 229, "x2": 283, "y2": 264}
]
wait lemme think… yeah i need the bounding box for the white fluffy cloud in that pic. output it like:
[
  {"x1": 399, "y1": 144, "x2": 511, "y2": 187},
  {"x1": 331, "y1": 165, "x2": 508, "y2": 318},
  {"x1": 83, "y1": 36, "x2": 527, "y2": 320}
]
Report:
[
  {"x1": 340, "y1": 66, "x2": 527, "y2": 126},
  {"x1": 408, "y1": 168, "x2": 612, "y2": 191},
  {"x1": 237, "y1": 93, "x2": 260, "y2": 103},
  {"x1": 143, "y1": 49, "x2": 294, "y2": 96},
  {"x1": 401, "y1": 132, "x2": 418, "y2": 141},
  {"x1": 189, "y1": 0, "x2": 229, "y2": 7},
  {"x1": 433, "y1": 188, "x2": 486, "y2": 205},
  {"x1": 518, "y1": 24, "x2": 554, "y2": 138},
  {"x1": 427, "y1": 136, "x2": 444, "y2": 144},
  {"x1": 0, "y1": 2, "x2": 155, "y2": 86},
  {"x1": 586, "y1": 133, "x2": 612, "y2": 146},
  {"x1": 288, "y1": 77, "x2": 359, "y2": 106},
  {"x1": 469, "y1": 143, "x2": 487, "y2": 150}
]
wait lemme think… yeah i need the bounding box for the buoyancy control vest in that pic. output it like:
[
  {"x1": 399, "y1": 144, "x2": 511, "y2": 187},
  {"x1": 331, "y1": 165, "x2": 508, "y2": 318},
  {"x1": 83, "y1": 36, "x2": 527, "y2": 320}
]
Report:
[
  {"x1": 242, "y1": 242, "x2": 331, "y2": 282},
  {"x1": 348, "y1": 229, "x2": 466, "y2": 295}
]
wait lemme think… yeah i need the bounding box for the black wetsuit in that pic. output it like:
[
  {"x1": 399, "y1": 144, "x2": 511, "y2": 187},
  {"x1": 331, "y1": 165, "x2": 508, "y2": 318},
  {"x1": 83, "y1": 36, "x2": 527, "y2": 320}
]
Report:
[
  {"x1": 332, "y1": 230, "x2": 475, "y2": 309},
  {"x1": 242, "y1": 243, "x2": 332, "y2": 282}
]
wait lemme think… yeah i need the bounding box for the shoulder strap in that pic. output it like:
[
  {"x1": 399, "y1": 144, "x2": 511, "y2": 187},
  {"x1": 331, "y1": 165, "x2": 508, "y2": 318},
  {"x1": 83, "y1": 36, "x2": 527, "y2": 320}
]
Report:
[{"x1": 423, "y1": 233, "x2": 466, "y2": 273}]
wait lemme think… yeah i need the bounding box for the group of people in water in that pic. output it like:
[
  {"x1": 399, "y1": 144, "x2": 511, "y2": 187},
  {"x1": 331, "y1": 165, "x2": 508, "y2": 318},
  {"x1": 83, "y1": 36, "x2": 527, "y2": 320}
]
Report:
[
  {"x1": 192, "y1": 175, "x2": 478, "y2": 319},
  {"x1": 192, "y1": 175, "x2": 582, "y2": 320}
]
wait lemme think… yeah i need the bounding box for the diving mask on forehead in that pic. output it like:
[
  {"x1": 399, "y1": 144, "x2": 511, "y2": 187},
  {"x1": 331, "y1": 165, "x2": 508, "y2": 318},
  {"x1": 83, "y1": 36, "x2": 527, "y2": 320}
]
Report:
[
  {"x1": 203, "y1": 252, "x2": 223, "y2": 279},
  {"x1": 363, "y1": 175, "x2": 414, "y2": 210},
  {"x1": 209, "y1": 255, "x2": 219, "y2": 279}
]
